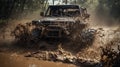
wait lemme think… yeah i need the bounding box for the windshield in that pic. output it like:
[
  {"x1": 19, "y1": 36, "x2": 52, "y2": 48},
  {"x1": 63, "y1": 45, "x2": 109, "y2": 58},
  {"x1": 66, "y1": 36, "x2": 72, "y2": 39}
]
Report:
[{"x1": 45, "y1": 5, "x2": 80, "y2": 17}]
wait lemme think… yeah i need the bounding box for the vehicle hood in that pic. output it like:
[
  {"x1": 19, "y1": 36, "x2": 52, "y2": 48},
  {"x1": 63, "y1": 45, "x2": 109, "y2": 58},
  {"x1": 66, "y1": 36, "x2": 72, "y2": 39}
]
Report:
[{"x1": 40, "y1": 17, "x2": 76, "y2": 22}]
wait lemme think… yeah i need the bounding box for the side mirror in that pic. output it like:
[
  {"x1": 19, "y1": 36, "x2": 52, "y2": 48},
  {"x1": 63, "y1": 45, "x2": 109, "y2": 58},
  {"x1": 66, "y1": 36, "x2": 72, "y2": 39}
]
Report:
[{"x1": 40, "y1": 12, "x2": 44, "y2": 17}]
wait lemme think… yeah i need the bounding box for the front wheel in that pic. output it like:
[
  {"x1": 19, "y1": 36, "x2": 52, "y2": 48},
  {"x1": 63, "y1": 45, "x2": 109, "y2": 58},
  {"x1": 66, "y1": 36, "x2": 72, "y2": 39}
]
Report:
[{"x1": 31, "y1": 28, "x2": 42, "y2": 39}]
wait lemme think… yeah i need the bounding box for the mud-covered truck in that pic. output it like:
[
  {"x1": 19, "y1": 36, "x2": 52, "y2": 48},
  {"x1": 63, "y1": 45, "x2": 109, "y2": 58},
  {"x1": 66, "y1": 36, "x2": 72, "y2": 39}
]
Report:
[{"x1": 12, "y1": 5, "x2": 95, "y2": 43}]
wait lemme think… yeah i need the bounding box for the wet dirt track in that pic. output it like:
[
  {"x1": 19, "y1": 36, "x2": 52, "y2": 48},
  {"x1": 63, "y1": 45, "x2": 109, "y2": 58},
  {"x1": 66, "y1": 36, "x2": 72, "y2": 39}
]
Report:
[{"x1": 0, "y1": 53, "x2": 76, "y2": 67}]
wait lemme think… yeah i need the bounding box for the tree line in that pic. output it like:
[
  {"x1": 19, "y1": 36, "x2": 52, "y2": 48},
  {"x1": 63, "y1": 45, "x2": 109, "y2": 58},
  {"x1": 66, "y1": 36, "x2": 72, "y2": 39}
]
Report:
[
  {"x1": 0, "y1": 0, "x2": 47, "y2": 19},
  {"x1": 0, "y1": 0, "x2": 120, "y2": 19},
  {"x1": 77, "y1": 0, "x2": 120, "y2": 19}
]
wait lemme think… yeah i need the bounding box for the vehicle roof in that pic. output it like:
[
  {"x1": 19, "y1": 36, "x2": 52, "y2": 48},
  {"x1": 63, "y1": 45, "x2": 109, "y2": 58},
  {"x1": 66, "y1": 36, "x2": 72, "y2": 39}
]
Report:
[
  {"x1": 48, "y1": 5, "x2": 80, "y2": 8},
  {"x1": 49, "y1": 4, "x2": 79, "y2": 6}
]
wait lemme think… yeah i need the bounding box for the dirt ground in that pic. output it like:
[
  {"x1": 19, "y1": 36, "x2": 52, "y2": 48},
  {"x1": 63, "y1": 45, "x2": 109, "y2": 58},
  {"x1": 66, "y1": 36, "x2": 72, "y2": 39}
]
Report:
[
  {"x1": 0, "y1": 10, "x2": 120, "y2": 67},
  {"x1": 0, "y1": 25, "x2": 119, "y2": 67},
  {"x1": 0, "y1": 53, "x2": 76, "y2": 67}
]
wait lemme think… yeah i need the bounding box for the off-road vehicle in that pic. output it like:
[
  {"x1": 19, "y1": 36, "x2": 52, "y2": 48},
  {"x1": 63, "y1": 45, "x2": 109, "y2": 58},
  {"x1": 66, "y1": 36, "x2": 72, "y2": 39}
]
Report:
[{"x1": 12, "y1": 5, "x2": 95, "y2": 43}]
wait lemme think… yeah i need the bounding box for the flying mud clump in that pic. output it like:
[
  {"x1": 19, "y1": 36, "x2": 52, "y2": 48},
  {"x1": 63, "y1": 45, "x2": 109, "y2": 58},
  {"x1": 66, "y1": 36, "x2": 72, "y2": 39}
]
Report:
[
  {"x1": 24, "y1": 48, "x2": 99, "y2": 66},
  {"x1": 99, "y1": 27, "x2": 120, "y2": 67}
]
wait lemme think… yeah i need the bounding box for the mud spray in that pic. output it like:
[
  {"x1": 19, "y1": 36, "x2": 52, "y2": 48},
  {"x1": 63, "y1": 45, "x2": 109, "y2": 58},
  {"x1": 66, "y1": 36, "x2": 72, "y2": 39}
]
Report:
[{"x1": 0, "y1": 7, "x2": 120, "y2": 67}]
